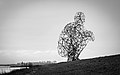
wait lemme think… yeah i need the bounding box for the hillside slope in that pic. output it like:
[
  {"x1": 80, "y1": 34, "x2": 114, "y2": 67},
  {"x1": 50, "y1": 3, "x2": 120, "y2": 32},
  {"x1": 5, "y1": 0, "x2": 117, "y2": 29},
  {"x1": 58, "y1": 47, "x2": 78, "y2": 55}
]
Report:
[{"x1": 3, "y1": 54, "x2": 120, "y2": 75}]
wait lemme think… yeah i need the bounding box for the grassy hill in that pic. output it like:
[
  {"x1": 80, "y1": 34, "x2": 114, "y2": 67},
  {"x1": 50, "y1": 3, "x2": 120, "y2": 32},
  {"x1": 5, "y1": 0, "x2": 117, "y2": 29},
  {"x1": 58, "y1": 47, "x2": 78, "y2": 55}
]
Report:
[{"x1": 2, "y1": 54, "x2": 120, "y2": 75}]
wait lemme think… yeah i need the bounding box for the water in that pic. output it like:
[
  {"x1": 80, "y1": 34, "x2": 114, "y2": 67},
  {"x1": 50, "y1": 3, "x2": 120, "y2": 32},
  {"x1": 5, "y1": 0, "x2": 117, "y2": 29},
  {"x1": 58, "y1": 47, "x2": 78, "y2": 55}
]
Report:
[{"x1": 0, "y1": 66, "x2": 27, "y2": 74}]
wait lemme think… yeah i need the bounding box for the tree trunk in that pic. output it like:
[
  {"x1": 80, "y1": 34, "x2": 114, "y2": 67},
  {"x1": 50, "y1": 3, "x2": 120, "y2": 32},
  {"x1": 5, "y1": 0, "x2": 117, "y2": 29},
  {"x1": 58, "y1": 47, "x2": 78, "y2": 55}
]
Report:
[{"x1": 67, "y1": 55, "x2": 79, "y2": 62}]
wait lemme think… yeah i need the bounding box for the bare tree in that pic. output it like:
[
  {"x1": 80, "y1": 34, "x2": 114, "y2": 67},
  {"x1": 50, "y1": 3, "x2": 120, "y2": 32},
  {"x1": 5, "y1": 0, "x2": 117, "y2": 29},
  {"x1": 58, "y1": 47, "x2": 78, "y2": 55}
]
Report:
[{"x1": 57, "y1": 12, "x2": 95, "y2": 61}]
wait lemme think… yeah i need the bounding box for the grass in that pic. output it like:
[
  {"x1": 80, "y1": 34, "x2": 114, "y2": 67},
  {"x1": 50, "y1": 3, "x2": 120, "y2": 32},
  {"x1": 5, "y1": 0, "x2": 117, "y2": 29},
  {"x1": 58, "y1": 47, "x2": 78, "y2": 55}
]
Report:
[{"x1": 1, "y1": 54, "x2": 120, "y2": 75}]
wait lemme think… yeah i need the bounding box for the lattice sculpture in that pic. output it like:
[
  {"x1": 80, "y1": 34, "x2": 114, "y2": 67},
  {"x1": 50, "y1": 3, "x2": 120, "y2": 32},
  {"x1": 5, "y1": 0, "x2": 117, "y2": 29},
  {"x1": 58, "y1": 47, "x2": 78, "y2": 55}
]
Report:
[{"x1": 57, "y1": 12, "x2": 95, "y2": 61}]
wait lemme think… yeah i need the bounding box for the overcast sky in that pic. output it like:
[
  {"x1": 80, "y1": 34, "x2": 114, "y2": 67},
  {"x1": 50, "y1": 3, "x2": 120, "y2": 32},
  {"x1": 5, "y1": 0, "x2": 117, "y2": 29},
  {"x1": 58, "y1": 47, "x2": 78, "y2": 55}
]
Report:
[{"x1": 0, "y1": 0, "x2": 120, "y2": 64}]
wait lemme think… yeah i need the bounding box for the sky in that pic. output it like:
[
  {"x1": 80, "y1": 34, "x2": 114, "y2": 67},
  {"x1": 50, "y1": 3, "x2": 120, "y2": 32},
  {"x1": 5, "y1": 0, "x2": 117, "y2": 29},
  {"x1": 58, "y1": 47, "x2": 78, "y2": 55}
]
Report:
[{"x1": 0, "y1": 0, "x2": 120, "y2": 64}]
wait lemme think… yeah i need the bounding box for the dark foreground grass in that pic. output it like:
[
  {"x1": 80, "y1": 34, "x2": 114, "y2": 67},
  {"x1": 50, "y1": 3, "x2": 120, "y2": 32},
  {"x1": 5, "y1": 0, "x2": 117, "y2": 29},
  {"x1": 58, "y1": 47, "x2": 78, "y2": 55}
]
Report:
[{"x1": 1, "y1": 54, "x2": 120, "y2": 75}]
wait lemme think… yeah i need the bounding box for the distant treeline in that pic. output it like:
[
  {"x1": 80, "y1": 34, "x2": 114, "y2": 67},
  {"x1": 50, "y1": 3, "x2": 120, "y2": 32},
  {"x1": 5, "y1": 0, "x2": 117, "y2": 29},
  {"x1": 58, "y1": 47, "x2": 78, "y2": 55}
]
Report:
[{"x1": 12, "y1": 61, "x2": 57, "y2": 67}]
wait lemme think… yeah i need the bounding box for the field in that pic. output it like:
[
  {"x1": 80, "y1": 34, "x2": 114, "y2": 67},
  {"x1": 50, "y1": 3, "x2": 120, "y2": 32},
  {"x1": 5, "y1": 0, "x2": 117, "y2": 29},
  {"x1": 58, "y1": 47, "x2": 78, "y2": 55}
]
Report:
[{"x1": 1, "y1": 54, "x2": 120, "y2": 75}]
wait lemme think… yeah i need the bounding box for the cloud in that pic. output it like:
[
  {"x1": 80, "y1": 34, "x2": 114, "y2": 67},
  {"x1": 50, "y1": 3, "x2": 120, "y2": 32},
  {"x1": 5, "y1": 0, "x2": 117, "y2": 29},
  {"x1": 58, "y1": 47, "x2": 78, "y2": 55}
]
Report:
[{"x1": 0, "y1": 49, "x2": 59, "y2": 63}]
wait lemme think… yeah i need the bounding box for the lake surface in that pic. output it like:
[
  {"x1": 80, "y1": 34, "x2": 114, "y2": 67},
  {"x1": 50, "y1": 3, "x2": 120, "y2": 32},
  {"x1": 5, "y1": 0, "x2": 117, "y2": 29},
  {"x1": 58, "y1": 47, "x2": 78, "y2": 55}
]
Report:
[{"x1": 0, "y1": 66, "x2": 28, "y2": 74}]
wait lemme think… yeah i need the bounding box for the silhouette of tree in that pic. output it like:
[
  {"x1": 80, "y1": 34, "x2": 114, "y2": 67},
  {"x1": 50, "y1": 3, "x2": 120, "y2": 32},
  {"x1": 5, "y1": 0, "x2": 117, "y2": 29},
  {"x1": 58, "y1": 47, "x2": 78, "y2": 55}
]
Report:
[{"x1": 57, "y1": 12, "x2": 95, "y2": 61}]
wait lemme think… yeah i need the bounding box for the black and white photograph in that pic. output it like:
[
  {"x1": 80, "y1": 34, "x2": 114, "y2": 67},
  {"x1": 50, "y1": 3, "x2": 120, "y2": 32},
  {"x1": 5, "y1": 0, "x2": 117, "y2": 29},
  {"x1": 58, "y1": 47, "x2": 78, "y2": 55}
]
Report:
[{"x1": 0, "y1": 0, "x2": 120, "y2": 75}]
